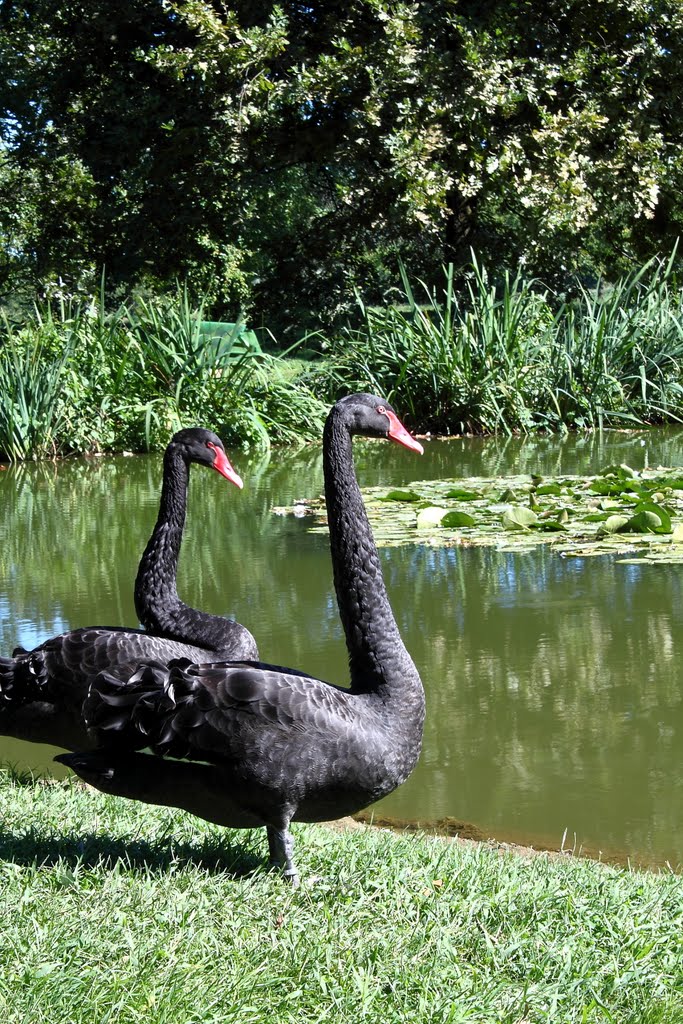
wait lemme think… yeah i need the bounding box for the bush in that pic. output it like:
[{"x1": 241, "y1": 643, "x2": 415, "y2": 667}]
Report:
[{"x1": 0, "y1": 284, "x2": 327, "y2": 461}]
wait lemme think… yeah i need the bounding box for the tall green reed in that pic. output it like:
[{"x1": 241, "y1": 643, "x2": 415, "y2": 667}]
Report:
[
  {"x1": 124, "y1": 286, "x2": 256, "y2": 447},
  {"x1": 328, "y1": 252, "x2": 683, "y2": 433},
  {"x1": 553, "y1": 252, "x2": 683, "y2": 428},
  {"x1": 0, "y1": 280, "x2": 328, "y2": 460},
  {"x1": 329, "y1": 259, "x2": 555, "y2": 433},
  {"x1": 0, "y1": 316, "x2": 73, "y2": 461}
]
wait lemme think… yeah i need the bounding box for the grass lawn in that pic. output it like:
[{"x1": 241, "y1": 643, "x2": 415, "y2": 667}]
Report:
[{"x1": 1, "y1": 769, "x2": 682, "y2": 1024}]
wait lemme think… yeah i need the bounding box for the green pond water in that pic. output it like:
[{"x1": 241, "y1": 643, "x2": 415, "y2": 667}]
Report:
[{"x1": 1, "y1": 428, "x2": 682, "y2": 869}]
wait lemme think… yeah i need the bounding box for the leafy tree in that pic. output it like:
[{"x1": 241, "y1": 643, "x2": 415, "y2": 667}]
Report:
[{"x1": 1, "y1": 1, "x2": 682, "y2": 330}]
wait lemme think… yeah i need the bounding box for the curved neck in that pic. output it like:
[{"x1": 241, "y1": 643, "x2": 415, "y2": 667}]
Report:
[
  {"x1": 135, "y1": 445, "x2": 188, "y2": 629},
  {"x1": 323, "y1": 411, "x2": 420, "y2": 701}
]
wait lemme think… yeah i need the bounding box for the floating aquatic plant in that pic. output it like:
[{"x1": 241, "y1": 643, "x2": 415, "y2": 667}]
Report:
[{"x1": 273, "y1": 463, "x2": 683, "y2": 564}]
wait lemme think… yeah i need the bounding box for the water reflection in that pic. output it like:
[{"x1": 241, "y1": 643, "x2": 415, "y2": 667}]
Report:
[{"x1": 1, "y1": 428, "x2": 683, "y2": 868}]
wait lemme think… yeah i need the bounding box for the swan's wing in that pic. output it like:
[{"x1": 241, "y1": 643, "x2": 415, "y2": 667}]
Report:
[
  {"x1": 84, "y1": 657, "x2": 357, "y2": 764},
  {"x1": 45, "y1": 628, "x2": 219, "y2": 673},
  {"x1": 12, "y1": 628, "x2": 226, "y2": 708}
]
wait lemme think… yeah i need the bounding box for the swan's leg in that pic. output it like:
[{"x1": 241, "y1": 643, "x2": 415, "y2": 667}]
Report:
[{"x1": 266, "y1": 825, "x2": 299, "y2": 887}]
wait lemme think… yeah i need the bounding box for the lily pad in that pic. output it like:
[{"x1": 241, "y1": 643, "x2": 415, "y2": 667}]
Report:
[
  {"x1": 274, "y1": 465, "x2": 683, "y2": 563},
  {"x1": 618, "y1": 502, "x2": 671, "y2": 534},
  {"x1": 440, "y1": 510, "x2": 476, "y2": 528},
  {"x1": 536, "y1": 519, "x2": 569, "y2": 532},
  {"x1": 380, "y1": 489, "x2": 422, "y2": 502},
  {"x1": 590, "y1": 479, "x2": 639, "y2": 497},
  {"x1": 502, "y1": 506, "x2": 539, "y2": 531},
  {"x1": 536, "y1": 483, "x2": 563, "y2": 496},
  {"x1": 445, "y1": 488, "x2": 482, "y2": 501},
  {"x1": 600, "y1": 463, "x2": 638, "y2": 478}
]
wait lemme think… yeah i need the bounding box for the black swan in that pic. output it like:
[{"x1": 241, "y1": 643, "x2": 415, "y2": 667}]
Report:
[
  {"x1": 0, "y1": 428, "x2": 257, "y2": 751},
  {"x1": 135, "y1": 427, "x2": 258, "y2": 660},
  {"x1": 57, "y1": 394, "x2": 425, "y2": 886}
]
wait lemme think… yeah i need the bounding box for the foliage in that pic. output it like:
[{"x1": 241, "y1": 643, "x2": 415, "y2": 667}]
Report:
[
  {"x1": 2, "y1": 2, "x2": 683, "y2": 329},
  {"x1": 0, "y1": 285, "x2": 327, "y2": 460},
  {"x1": 0, "y1": 769, "x2": 682, "y2": 1023},
  {"x1": 322, "y1": 254, "x2": 683, "y2": 433}
]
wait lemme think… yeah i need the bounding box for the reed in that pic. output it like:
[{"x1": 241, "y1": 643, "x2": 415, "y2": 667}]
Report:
[
  {"x1": 552, "y1": 253, "x2": 683, "y2": 428},
  {"x1": 2, "y1": 255, "x2": 682, "y2": 460},
  {"x1": 328, "y1": 253, "x2": 683, "y2": 434},
  {"x1": 0, "y1": 284, "x2": 326, "y2": 460},
  {"x1": 0, "y1": 317, "x2": 72, "y2": 461}
]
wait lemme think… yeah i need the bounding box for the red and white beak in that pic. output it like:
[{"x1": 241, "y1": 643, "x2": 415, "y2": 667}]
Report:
[
  {"x1": 208, "y1": 443, "x2": 244, "y2": 488},
  {"x1": 385, "y1": 410, "x2": 424, "y2": 455}
]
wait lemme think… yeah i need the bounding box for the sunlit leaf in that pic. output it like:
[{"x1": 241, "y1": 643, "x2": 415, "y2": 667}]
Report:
[
  {"x1": 597, "y1": 515, "x2": 631, "y2": 536},
  {"x1": 416, "y1": 506, "x2": 447, "y2": 529},
  {"x1": 502, "y1": 506, "x2": 539, "y2": 530}
]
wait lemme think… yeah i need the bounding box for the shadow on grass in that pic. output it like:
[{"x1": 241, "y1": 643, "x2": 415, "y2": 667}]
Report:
[{"x1": 0, "y1": 825, "x2": 264, "y2": 879}]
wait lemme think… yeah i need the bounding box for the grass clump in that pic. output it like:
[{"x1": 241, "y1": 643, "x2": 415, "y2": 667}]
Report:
[{"x1": 1, "y1": 768, "x2": 681, "y2": 1023}]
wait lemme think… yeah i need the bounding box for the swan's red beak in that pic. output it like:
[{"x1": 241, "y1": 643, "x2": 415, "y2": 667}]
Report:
[
  {"x1": 209, "y1": 444, "x2": 244, "y2": 488},
  {"x1": 385, "y1": 411, "x2": 424, "y2": 455}
]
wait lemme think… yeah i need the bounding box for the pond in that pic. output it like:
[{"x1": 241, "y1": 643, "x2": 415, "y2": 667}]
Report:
[{"x1": 1, "y1": 427, "x2": 682, "y2": 870}]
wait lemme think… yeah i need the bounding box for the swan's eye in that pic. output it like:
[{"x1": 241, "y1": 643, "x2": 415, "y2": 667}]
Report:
[
  {"x1": 377, "y1": 406, "x2": 387, "y2": 415},
  {"x1": 206, "y1": 442, "x2": 216, "y2": 454}
]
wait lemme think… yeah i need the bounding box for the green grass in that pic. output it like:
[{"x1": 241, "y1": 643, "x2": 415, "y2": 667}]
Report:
[{"x1": 1, "y1": 769, "x2": 681, "y2": 1023}]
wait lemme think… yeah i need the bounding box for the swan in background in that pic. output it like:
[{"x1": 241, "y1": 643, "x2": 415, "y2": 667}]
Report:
[
  {"x1": 0, "y1": 428, "x2": 257, "y2": 751},
  {"x1": 134, "y1": 427, "x2": 258, "y2": 659}
]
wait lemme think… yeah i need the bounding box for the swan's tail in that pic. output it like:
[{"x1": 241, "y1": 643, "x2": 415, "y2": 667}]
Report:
[
  {"x1": 0, "y1": 650, "x2": 48, "y2": 708},
  {"x1": 83, "y1": 659, "x2": 200, "y2": 756}
]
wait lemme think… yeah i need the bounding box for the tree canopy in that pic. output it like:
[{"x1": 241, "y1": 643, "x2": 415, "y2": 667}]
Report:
[{"x1": 1, "y1": 0, "x2": 682, "y2": 332}]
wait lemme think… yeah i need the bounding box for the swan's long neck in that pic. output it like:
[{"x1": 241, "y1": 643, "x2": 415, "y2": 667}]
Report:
[
  {"x1": 323, "y1": 413, "x2": 423, "y2": 711},
  {"x1": 134, "y1": 446, "x2": 189, "y2": 633}
]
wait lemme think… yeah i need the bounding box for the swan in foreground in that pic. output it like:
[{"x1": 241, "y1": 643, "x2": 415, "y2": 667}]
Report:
[{"x1": 57, "y1": 395, "x2": 425, "y2": 885}]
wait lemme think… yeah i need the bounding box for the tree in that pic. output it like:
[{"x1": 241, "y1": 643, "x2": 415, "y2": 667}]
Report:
[{"x1": 1, "y1": 1, "x2": 682, "y2": 330}]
